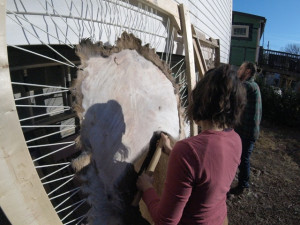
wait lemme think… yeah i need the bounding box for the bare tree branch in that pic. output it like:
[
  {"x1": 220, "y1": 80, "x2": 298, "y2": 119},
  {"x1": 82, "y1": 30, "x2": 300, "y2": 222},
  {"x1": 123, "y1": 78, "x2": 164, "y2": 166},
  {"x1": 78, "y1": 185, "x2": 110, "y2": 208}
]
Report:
[{"x1": 284, "y1": 43, "x2": 300, "y2": 55}]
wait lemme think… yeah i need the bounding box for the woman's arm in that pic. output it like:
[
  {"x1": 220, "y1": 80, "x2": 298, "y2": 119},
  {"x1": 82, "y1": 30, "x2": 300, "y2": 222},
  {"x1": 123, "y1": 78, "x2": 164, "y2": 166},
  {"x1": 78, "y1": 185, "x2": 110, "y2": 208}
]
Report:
[{"x1": 138, "y1": 141, "x2": 197, "y2": 225}]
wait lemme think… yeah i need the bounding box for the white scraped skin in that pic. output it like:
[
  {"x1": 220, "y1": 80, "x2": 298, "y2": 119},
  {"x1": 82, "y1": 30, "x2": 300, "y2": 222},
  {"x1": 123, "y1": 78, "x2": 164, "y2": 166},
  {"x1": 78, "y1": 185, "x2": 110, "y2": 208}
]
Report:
[
  {"x1": 72, "y1": 33, "x2": 184, "y2": 225},
  {"x1": 81, "y1": 49, "x2": 180, "y2": 162}
]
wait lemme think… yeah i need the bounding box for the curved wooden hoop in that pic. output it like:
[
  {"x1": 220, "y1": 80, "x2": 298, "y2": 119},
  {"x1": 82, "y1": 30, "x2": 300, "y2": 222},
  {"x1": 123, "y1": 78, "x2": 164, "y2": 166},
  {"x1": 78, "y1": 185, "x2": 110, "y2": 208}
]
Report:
[{"x1": 0, "y1": 1, "x2": 62, "y2": 224}]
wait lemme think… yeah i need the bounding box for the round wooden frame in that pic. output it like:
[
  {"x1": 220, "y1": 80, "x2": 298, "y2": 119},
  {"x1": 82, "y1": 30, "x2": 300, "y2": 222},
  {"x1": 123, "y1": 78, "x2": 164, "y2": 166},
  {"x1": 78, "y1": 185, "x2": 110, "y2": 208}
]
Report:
[{"x1": 0, "y1": 1, "x2": 62, "y2": 224}]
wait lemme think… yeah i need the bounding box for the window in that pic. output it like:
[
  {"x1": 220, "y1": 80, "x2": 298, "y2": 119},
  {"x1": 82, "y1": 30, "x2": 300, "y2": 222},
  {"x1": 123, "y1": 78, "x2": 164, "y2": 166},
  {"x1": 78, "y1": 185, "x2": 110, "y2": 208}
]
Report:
[
  {"x1": 234, "y1": 28, "x2": 246, "y2": 36},
  {"x1": 232, "y1": 25, "x2": 249, "y2": 38}
]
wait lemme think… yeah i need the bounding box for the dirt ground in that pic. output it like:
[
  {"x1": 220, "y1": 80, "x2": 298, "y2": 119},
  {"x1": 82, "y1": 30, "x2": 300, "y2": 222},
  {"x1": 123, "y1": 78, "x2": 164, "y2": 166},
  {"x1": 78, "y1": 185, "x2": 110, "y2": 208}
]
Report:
[{"x1": 227, "y1": 121, "x2": 300, "y2": 225}]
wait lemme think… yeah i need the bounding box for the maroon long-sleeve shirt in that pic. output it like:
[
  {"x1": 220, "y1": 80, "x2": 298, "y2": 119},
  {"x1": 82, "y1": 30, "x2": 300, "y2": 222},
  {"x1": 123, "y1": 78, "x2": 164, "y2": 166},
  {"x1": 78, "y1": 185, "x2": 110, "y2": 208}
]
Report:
[{"x1": 142, "y1": 129, "x2": 242, "y2": 225}]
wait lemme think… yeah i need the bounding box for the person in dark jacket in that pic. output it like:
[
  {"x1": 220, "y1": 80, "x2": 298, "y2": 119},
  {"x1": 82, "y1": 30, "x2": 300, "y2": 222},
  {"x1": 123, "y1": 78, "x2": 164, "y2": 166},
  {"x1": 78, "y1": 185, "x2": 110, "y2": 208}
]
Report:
[{"x1": 230, "y1": 62, "x2": 262, "y2": 195}]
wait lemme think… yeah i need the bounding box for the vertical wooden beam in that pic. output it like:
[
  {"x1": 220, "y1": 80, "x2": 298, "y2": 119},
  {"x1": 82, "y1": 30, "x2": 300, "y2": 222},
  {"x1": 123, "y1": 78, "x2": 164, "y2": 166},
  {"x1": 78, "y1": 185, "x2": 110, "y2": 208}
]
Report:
[
  {"x1": 178, "y1": 4, "x2": 198, "y2": 136},
  {"x1": 61, "y1": 65, "x2": 69, "y2": 107},
  {"x1": 255, "y1": 25, "x2": 262, "y2": 64},
  {"x1": 22, "y1": 69, "x2": 35, "y2": 124},
  {"x1": 66, "y1": 67, "x2": 73, "y2": 108},
  {"x1": 214, "y1": 39, "x2": 221, "y2": 68},
  {"x1": 0, "y1": 0, "x2": 62, "y2": 224}
]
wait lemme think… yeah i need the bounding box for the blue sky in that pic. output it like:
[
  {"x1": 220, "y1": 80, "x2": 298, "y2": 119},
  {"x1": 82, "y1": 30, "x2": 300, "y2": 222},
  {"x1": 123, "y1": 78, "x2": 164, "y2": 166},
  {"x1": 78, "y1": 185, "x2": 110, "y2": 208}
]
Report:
[{"x1": 233, "y1": 0, "x2": 300, "y2": 51}]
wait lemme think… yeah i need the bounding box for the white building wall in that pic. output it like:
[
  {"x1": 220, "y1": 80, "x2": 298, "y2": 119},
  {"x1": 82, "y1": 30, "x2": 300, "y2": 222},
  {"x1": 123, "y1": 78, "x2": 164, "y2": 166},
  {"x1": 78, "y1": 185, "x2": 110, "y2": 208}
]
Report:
[
  {"x1": 6, "y1": 0, "x2": 232, "y2": 63},
  {"x1": 176, "y1": 0, "x2": 232, "y2": 63},
  {"x1": 6, "y1": 0, "x2": 171, "y2": 52}
]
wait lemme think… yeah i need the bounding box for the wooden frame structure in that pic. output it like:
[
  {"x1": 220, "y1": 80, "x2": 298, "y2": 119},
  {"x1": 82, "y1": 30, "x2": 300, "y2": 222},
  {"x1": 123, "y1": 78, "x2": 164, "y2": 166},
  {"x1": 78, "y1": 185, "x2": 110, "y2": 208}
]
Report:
[
  {"x1": 0, "y1": 1, "x2": 62, "y2": 224},
  {"x1": 0, "y1": 0, "x2": 220, "y2": 224}
]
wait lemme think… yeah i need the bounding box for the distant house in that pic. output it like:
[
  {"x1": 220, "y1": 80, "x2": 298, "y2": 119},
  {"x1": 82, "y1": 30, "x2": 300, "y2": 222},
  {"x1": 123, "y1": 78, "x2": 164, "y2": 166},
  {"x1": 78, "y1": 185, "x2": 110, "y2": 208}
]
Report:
[{"x1": 230, "y1": 11, "x2": 266, "y2": 66}]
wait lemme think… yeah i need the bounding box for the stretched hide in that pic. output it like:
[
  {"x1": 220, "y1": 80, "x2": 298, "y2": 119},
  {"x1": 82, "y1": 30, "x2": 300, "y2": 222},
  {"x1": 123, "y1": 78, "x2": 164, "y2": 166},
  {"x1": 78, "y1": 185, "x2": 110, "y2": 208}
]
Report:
[{"x1": 72, "y1": 32, "x2": 184, "y2": 225}]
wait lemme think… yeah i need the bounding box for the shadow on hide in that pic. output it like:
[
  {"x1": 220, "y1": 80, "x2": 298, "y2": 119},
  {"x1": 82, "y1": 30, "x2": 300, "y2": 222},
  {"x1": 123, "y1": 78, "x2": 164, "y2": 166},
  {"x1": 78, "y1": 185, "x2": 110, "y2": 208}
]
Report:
[{"x1": 72, "y1": 100, "x2": 149, "y2": 225}]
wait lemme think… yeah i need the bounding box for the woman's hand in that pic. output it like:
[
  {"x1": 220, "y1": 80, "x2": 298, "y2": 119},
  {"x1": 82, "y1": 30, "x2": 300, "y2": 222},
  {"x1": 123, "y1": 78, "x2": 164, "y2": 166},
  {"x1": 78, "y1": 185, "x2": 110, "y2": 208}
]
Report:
[
  {"x1": 136, "y1": 173, "x2": 154, "y2": 192},
  {"x1": 159, "y1": 133, "x2": 172, "y2": 155}
]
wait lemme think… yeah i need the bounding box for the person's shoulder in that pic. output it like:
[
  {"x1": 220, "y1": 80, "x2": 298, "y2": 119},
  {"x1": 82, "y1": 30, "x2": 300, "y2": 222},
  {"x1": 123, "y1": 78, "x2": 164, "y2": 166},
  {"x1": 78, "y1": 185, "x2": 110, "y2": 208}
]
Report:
[
  {"x1": 230, "y1": 129, "x2": 242, "y2": 141},
  {"x1": 229, "y1": 130, "x2": 243, "y2": 148},
  {"x1": 245, "y1": 79, "x2": 260, "y2": 93},
  {"x1": 243, "y1": 80, "x2": 252, "y2": 89},
  {"x1": 252, "y1": 81, "x2": 261, "y2": 93},
  {"x1": 176, "y1": 137, "x2": 195, "y2": 149},
  {"x1": 181, "y1": 133, "x2": 209, "y2": 145},
  {"x1": 174, "y1": 136, "x2": 200, "y2": 154},
  {"x1": 244, "y1": 78, "x2": 255, "y2": 86},
  {"x1": 217, "y1": 129, "x2": 241, "y2": 141}
]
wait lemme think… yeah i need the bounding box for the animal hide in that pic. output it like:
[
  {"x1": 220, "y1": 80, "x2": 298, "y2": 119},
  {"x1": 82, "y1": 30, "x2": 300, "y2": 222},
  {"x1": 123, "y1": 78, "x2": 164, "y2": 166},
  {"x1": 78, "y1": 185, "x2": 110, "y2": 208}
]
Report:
[{"x1": 71, "y1": 32, "x2": 185, "y2": 225}]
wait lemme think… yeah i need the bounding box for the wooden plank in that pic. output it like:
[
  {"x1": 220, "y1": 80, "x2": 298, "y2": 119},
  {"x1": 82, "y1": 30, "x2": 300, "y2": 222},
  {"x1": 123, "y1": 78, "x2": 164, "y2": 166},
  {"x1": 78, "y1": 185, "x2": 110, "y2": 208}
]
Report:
[
  {"x1": 192, "y1": 26, "x2": 220, "y2": 70},
  {"x1": 0, "y1": 1, "x2": 62, "y2": 224},
  {"x1": 191, "y1": 25, "x2": 207, "y2": 77},
  {"x1": 193, "y1": 39, "x2": 205, "y2": 79},
  {"x1": 196, "y1": 38, "x2": 208, "y2": 72},
  {"x1": 209, "y1": 37, "x2": 219, "y2": 46},
  {"x1": 192, "y1": 29, "x2": 219, "y2": 48},
  {"x1": 140, "y1": 0, "x2": 181, "y2": 33},
  {"x1": 178, "y1": 4, "x2": 198, "y2": 136},
  {"x1": 214, "y1": 39, "x2": 221, "y2": 68}
]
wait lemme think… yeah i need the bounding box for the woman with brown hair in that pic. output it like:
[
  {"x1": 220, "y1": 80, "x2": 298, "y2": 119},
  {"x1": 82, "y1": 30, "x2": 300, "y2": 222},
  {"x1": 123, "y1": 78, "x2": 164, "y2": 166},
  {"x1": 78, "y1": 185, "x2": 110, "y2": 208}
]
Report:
[{"x1": 137, "y1": 64, "x2": 246, "y2": 225}]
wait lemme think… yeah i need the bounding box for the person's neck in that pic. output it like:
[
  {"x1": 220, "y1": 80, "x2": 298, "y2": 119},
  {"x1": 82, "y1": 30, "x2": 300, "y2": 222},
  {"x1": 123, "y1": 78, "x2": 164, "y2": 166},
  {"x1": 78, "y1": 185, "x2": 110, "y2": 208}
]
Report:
[{"x1": 197, "y1": 120, "x2": 225, "y2": 132}]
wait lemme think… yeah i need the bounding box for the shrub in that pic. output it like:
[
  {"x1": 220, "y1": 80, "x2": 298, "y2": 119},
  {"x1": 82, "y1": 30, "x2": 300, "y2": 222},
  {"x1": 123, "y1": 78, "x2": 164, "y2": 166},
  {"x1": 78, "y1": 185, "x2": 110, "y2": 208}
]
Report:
[{"x1": 256, "y1": 76, "x2": 300, "y2": 127}]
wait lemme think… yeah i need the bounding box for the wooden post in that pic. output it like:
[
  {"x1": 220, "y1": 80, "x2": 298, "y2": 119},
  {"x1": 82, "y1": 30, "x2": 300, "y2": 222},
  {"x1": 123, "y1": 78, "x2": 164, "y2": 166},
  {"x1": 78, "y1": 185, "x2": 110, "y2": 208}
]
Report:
[
  {"x1": 193, "y1": 39, "x2": 205, "y2": 79},
  {"x1": 22, "y1": 69, "x2": 35, "y2": 124},
  {"x1": 61, "y1": 66, "x2": 69, "y2": 107},
  {"x1": 178, "y1": 4, "x2": 198, "y2": 136},
  {"x1": 0, "y1": 1, "x2": 62, "y2": 224},
  {"x1": 66, "y1": 67, "x2": 73, "y2": 108},
  {"x1": 191, "y1": 25, "x2": 207, "y2": 79},
  {"x1": 214, "y1": 39, "x2": 221, "y2": 68}
]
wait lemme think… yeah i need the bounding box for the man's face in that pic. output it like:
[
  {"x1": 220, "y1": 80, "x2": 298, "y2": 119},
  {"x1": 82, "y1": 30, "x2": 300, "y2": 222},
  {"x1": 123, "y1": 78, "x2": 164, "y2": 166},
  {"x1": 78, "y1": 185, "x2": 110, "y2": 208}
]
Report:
[{"x1": 237, "y1": 63, "x2": 249, "y2": 81}]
